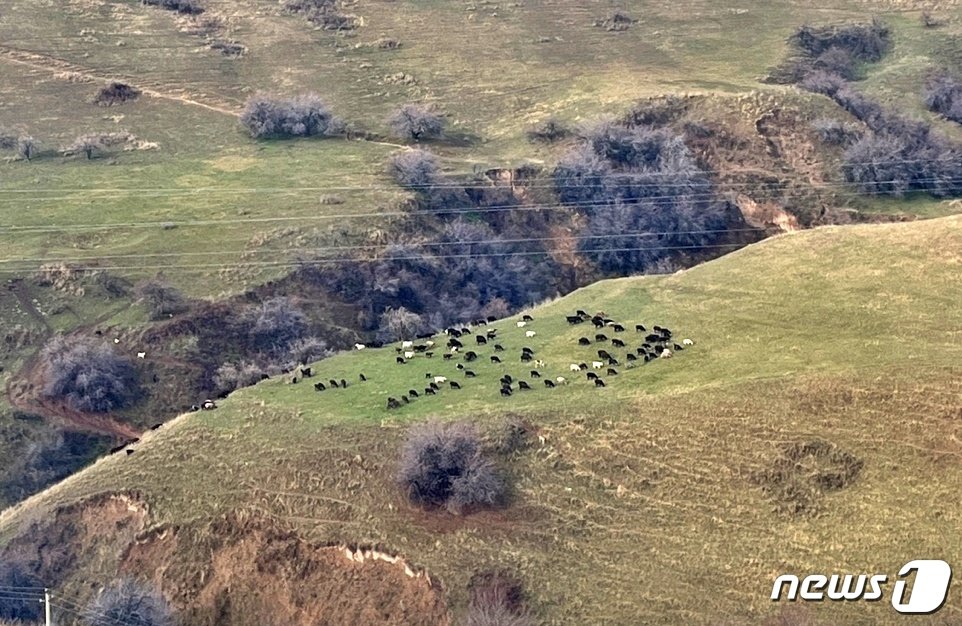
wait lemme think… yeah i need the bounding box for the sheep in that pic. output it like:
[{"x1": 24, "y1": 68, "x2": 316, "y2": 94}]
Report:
[
  {"x1": 578, "y1": 337, "x2": 591, "y2": 346},
  {"x1": 476, "y1": 335, "x2": 488, "y2": 345},
  {"x1": 114, "y1": 337, "x2": 121, "y2": 344},
  {"x1": 612, "y1": 338, "x2": 626, "y2": 348},
  {"x1": 404, "y1": 351, "x2": 415, "y2": 359},
  {"x1": 682, "y1": 338, "x2": 694, "y2": 346},
  {"x1": 314, "y1": 382, "x2": 326, "y2": 391},
  {"x1": 592, "y1": 361, "x2": 604, "y2": 369},
  {"x1": 490, "y1": 355, "x2": 502, "y2": 363},
  {"x1": 465, "y1": 370, "x2": 477, "y2": 378},
  {"x1": 518, "y1": 381, "x2": 531, "y2": 390},
  {"x1": 516, "y1": 321, "x2": 526, "y2": 328},
  {"x1": 354, "y1": 343, "x2": 366, "y2": 350},
  {"x1": 402, "y1": 341, "x2": 414, "y2": 349},
  {"x1": 555, "y1": 376, "x2": 567, "y2": 385},
  {"x1": 137, "y1": 351, "x2": 146, "y2": 359},
  {"x1": 450, "y1": 381, "x2": 462, "y2": 390},
  {"x1": 607, "y1": 367, "x2": 618, "y2": 376},
  {"x1": 660, "y1": 348, "x2": 673, "y2": 359},
  {"x1": 569, "y1": 363, "x2": 581, "y2": 372},
  {"x1": 595, "y1": 333, "x2": 608, "y2": 342},
  {"x1": 530, "y1": 370, "x2": 541, "y2": 378},
  {"x1": 594, "y1": 378, "x2": 606, "y2": 387},
  {"x1": 525, "y1": 330, "x2": 536, "y2": 338},
  {"x1": 544, "y1": 379, "x2": 556, "y2": 388},
  {"x1": 612, "y1": 324, "x2": 626, "y2": 332}
]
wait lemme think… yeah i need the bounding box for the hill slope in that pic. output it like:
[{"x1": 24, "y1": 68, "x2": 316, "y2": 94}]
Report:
[{"x1": 3, "y1": 215, "x2": 962, "y2": 624}]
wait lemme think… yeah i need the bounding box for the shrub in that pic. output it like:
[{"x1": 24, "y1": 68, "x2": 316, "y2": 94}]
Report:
[
  {"x1": 0, "y1": 130, "x2": 16, "y2": 150},
  {"x1": 923, "y1": 72, "x2": 962, "y2": 124},
  {"x1": 142, "y1": 0, "x2": 203, "y2": 14},
  {"x1": 0, "y1": 560, "x2": 42, "y2": 622},
  {"x1": 136, "y1": 279, "x2": 189, "y2": 320},
  {"x1": 240, "y1": 92, "x2": 342, "y2": 139},
  {"x1": 552, "y1": 144, "x2": 612, "y2": 205},
  {"x1": 378, "y1": 306, "x2": 424, "y2": 342},
  {"x1": 799, "y1": 70, "x2": 847, "y2": 96},
  {"x1": 285, "y1": 336, "x2": 331, "y2": 365},
  {"x1": 95, "y1": 82, "x2": 141, "y2": 106},
  {"x1": 84, "y1": 578, "x2": 175, "y2": 626},
  {"x1": 812, "y1": 46, "x2": 857, "y2": 81},
  {"x1": 525, "y1": 117, "x2": 569, "y2": 142},
  {"x1": 387, "y1": 149, "x2": 443, "y2": 191},
  {"x1": 41, "y1": 336, "x2": 141, "y2": 413},
  {"x1": 65, "y1": 134, "x2": 104, "y2": 159},
  {"x1": 388, "y1": 103, "x2": 446, "y2": 141},
  {"x1": 213, "y1": 360, "x2": 268, "y2": 395},
  {"x1": 16, "y1": 136, "x2": 39, "y2": 161},
  {"x1": 791, "y1": 20, "x2": 890, "y2": 63},
  {"x1": 811, "y1": 118, "x2": 862, "y2": 145},
  {"x1": 397, "y1": 421, "x2": 505, "y2": 514},
  {"x1": 243, "y1": 297, "x2": 309, "y2": 355},
  {"x1": 464, "y1": 570, "x2": 533, "y2": 626}
]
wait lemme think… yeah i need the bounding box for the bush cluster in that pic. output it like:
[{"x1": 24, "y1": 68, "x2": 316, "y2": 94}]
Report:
[
  {"x1": 41, "y1": 336, "x2": 141, "y2": 413},
  {"x1": 923, "y1": 72, "x2": 962, "y2": 124},
  {"x1": 388, "y1": 103, "x2": 446, "y2": 141},
  {"x1": 84, "y1": 578, "x2": 175, "y2": 626},
  {"x1": 241, "y1": 93, "x2": 343, "y2": 139}
]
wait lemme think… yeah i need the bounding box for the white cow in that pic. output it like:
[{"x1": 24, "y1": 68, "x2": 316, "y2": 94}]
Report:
[
  {"x1": 354, "y1": 343, "x2": 366, "y2": 351},
  {"x1": 433, "y1": 376, "x2": 447, "y2": 384},
  {"x1": 425, "y1": 340, "x2": 435, "y2": 347},
  {"x1": 136, "y1": 352, "x2": 146, "y2": 359},
  {"x1": 401, "y1": 340, "x2": 414, "y2": 349},
  {"x1": 592, "y1": 361, "x2": 604, "y2": 369},
  {"x1": 660, "y1": 348, "x2": 673, "y2": 359},
  {"x1": 516, "y1": 321, "x2": 526, "y2": 328},
  {"x1": 404, "y1": 351, "x2": 415, "y2": 359},
  {"x1": 525, "y1": 330, "x2": 536, "y2": 338},
  {"x1": 569, "y1": 363, "x2": 581, "y2": 372},
  {"x1": 555, "y1": 376, "x2": 567, "y2": 385}
]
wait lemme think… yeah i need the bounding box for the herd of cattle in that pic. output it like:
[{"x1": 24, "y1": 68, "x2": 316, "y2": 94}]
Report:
[{"x1": 308, "y1": 309, "x2": 691, "y2": 411}]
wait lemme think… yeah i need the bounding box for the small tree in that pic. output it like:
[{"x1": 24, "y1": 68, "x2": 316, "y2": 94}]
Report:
[
  {"x1": 386, "y1": 148, "x2": 442, "y2": 190},
  {"x1": 397, "y1": 421, "x2": 505, "y2": 514},
  {"x1": 41, "y1": 336, "x2": 141, "y2": 413},
  {"x1": 243, "y1": 297, "x2": 309, "y2": 355},
  {"x1": 388, "y1": 103, "x2": 446, "y2": 141},
  {"x1": 136, "y1": 278, "x2": 189, "y2": 320},
  {"x1": 67, "y1": 134, "x2": 104, "y2": 159},
  {"x1": 378, "y1": 306, "x2": 423, "y2": 342},
  {"x1": 16, "y1": 136, "x2": 38, "y2": 161},
  {"x1": 84, "y1": 578, "x2": 175, "y2": 626}
]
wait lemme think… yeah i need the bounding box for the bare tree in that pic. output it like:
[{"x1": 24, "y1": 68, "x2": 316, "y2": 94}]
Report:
[
  {"x1": 84, "y1": 578, "x2": 175, "y2": 626},
  {"x1": 388, "y1": 103, "x2": 446, "y2": 141},
  {"x1": 240, "y1": 92, "x2": 342, "y2": 139},
  {"x1": 16, "y1": 136, "x2": 38, "y2": 161},
  {"x1": 379, "y1": 306, "x2": 423, "y2": 342},
  {"x1": 66, "y1": 134, "x2": 105, "y2": 159}
]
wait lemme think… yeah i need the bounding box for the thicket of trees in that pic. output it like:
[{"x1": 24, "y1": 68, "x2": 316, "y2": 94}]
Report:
[
  {"x1": 397, "y1": 421, "x2": 505, "y2": 514},
  {"x1": 0, "y1": 561, "x2": 42, "y2": 622},
  {"x1": 923, "y1": 72, "x2": 962, "y2": 124},
  {"x1": 240, "y1": 93, "x2": 343, "y2": 139},
  {"x1": 0, "y1": 429, "x2": 109, "y2": 506},
  {"x1": 142, "y1": 0, "x2": 203, "y2": 14},
  {"x1": 774, "y1": 20, "x2": 891, "y2": 83},
  {"x1": 41, "y1": 337, "x2": 141, "y2": 413}
]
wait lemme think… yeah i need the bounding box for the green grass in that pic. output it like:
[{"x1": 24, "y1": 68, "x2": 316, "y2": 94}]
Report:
[{"x1": 4, "y1": 215, "x2": 962, "y2": 624}]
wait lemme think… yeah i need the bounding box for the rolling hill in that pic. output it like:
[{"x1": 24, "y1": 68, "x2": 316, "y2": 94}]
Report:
[{"x1": 2, "y1": 215, "x2": 961, "y2": 625}]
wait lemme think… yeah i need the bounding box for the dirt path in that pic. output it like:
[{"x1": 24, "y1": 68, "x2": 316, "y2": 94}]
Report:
[{"x1": 0, "y1": 45, "x2": 241, "y2": 117}]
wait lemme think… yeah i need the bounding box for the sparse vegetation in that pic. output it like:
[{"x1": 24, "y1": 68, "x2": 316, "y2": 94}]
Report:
[
  {"x1": 142, "y1": 0, "x2": 203, "y2": 15},
  {"x1": 136, "y1": 278, "x2": 190, "y2": 320},
  {"x1": 0, "y1": 560, "x2": 42, "y2": 622},
  {"x1": 923, "y1": 72, "x2": 962, "y2": 125},
  {"x1": 525, "y1": 117, "x2": 569, "y2": 142},
  {"x1": 811, "y1": 118, "x2": 862, "y2": 145},
  {"x1": 65, "y1": 134, "x2": 105, "y2": 159},
  {"x1": 84, "y1": 578, "x2": 175, "y2": 626},
  {"x1": 94, "y1": 82, "x2": 141, "y2": 106},
  {"x1": 16, "y1": 136, "x2": 39, "y2": 161},
  {"x1": 40, "y1": 336, "x2": 141, "y2": 413},
  {"x1": 240, "y1": 93, "x2": 343, "y2": 139},
  {"x1": 397, "y1": 421, "x2": 506, "y2": 514},
  {"x1": 388, "y1": 103, "x2": 446, "y2": 141},
  {"x1": 386, "y1": 148, "x2": 443, "y2": 191},
  {"x1": 243, "y1": 297, "x2": 310, "y2": 356},
  {"x1": 378, "y1": 306, "x2": 424, "y2": 342}
]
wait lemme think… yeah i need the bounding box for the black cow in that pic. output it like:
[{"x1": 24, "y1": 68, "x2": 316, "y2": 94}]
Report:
[
  {"x1": 387, "y1": 397, "x2": 401, "y2": 409},
  {"x1": 491, "y1": 356, "x2": 502, "y2": 363},
  {"x1": 595, "y1": 334, "x2": 608, "y2": 342},
  {"x1": 607, "y1": 367, "x2": 618, "y2": 376},
  {"x1": 522, "y1": 346, "x2": 534, "y2": 354},
  {"x1": 457, "y1": 363, "x2": 465, "y2": 370},
  {"x1": 612, "y1": 324, "x2": 625, "y2": 332},
  {"x1": 501, "y1": 374, "x2": 514, "y2": 384},
  {"x1": 612, "y1": 338, "x2": 626, "y2": 348},
  {"x1": 450, "y1": 381, "x2": 462, "y2": 390},
  {"x1": 301, "y1": 366, "x2": 314, "y2": 377},
  {"x1": 430, "y1": 382, "x2": 439, "y2": 391},
  {"x1": 425, "y1": 387, "x2": 436, "y2": 396},
  {"x1": 486, "y1": 329, "x2": 498, "y2": 339},
  {"x1": 149, "y1": 423, "x2": 163, "y2": 431},
  {"x1": 487, "y1": 315, "x2": 498, "y2": 322},
  {"x1": 425, "y1": 352, "x2": 434, "y2": 358},
  {"x1": 443, "y1": 354, "x2": 454, "y2": 360},
  {"x1": 409, "y1": 389, "x2": 419, "y2": 398},
  {"x1": 544, "y1": 379, "x2": 556, "y2": 388},
  {"x1": 626, "y1": 353, "x2": 637, "y2": 362},
  {"x1": 477, "y1": 335, "x2": 488, "y2": 345},
  {"x1": 518, "y1": 381, "x2": 531, "y2": 390},
  {"x1": 576, "y1": 309, "x2": 589, "y2": 318},
  {"x1": 396, "y1": 357, "x2": 406, "y2": 364},
  {"x1": 494, "y1": 344, "x2": 505, "y2": 352},
  {"x1": 594, "y1": 378, "x2": 606, "y2": 387},
  {"x1": 673, "y1": 343, "x2": 684, "y2": 351},
  {"x1": 607, "y1": 358, "x2": 619, "y2": 366},
  {"x1": 522, "y1": 314, "x2": 534, "y2": 322},
  {"x1": 465, "y1": 351, "x2": 478, "y2": 362},
  {"x1": 578, "y1": 337, "x2": 591, "y2": 346},
  {"x1": 520, "y1": 353, "x2": 533, "y2": 362},
  {"x1": 579, "y1": 363, "x2": 588, "y2": 370},
  {"x1": 587, "y1": 371, "x2": 598, "y2": 381},
  {"x1": 401, "y1": 396, "x2": 409, "y2": 404},
  {"x1": 340, "y1": 379, "x2": 348, "y2": 388},
  {"x1": 566, "y1": 315, "x2": 583, "y2": 325},
  {"x1": 465, "y1": 370, "x2": 477, "y2": 378},
  {"x1": 425, "y1": 372, "x2": 433, "y2": 378},
  {"x1": 597, "y1": 349, "x2": 612, "y2": 360},
  {"x1": 360, "y1": 373, "x2": 367, "y2": 381},
  {"x1": 500, "y1": 387, "x2": 512, "y2": 397},
  {"x1": 448, "y1": 338, "x2": 464, "y2": 348},
  {"x1": 592, "y1": 317, "x2": 605, "y2": 328},
  {"x1": 329, "y1": 379, "x2": 339, "y2": 388},
  {"x1": 635, "y1": 324, "x2": 646, "y2": 332},
  {"x1": 530, "y1": 370, "x2": 541, "y2": 378},
  {"x1": 646, "y1": 333, "x2": 661, "y2": 343}
]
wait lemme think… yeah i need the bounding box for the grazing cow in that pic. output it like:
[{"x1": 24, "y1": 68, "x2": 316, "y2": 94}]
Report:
[
  {"x1": 477, "y1": 335, "x2": 488, "y2": 345},
  {"x1": 434, "y1": 376, "x2": 447, "y2": 384},
  {"x1": 613, "y1": 324, "x2": 626, "y2": 333},
  {"x1": 409, "y1": 389, "x2": 419, "y2": 398},
  {"x1": 401, "y1": 396, "x2": 409, "y2": 404},
  {"x1": 413, "y1": 345, "x2": 428, "y2": 353},
  {"x1": 404, "y1": 351, "x2": 415, "y2": 359},
  {"x1": 653, "y1": 325, "x2": 662, "y2": 333},
  {"x1": 500, "y1": 387, "x2": 512, "y2": 397},
  {"x1": 457, "y1": 363, "x2": 465, "y2": 370},
  {"x1": 612, "y1": 338, "x2": 626, "y2": 348},
  {"x1": 626, "y1": 353, "x2": 637, "y2": 362},
  {"x1": 387, "y1": 397, "x2": 401, "y2": 409},
  {"x1": 443, "y1": 354, "x2": 454, "y2": 360},
  {"x1": 430, "y1": 382, "x2": 439, "y2": 391},
  {"x1": 525, "y1": 330, "x2": 536, "y2": 338},
  {"x1": 592, "y1": 361, "x2": 604, "y2": 369},
  {"x1": 518, "y1": 381, "x2": 531, "y2": 390},
  {"x1": 579, "y1": 337, "x2": 591, "y2": 346},
  {"x1": 330, "y1": 379, "x2": 339, "y2": 388},
  {"x1": 587, "y1": 372, "x2": 598, "y2": 381},
  {"x1": 608, "y1": 358, "x2": 619, "y2": 366},
  {"x1": 486, "y1": 329, "x2": 498, "y2": 339},
  {"x1": 493, "y1": 344, "x2": 505, "y2": 352},
  {"x1": 594, "y1": 378, "x2": 606, "y2": 387},
  {"x1": 425, "y1": 387, "x2": 436, "y2": 396},
  {"x1": 289, "y1": 375, "x2": 300, "y2": 384},
  {"x1": 523, "y1": 314, "x2": 534, "y2": 322},
  {"x1": 465, "y1": 351, "x2": 478, "y2": 362},
  {"x1": 447, "y1": 328, "x2": 462, "y2": 338},
  {"x1": 354, "y1": 343, "x2": 366, "y2": 350},
  {"x1": 682, "y1": 338, "x2": 694, "y2": 346},
  {"x1": 425, "y1": 352, "x2": 434, "y2": 358},
  {"x1": 673, "y1": 343, "x2": 684, "y2": 351},
  {"x1": 544, "y1": 379, "x2": 556, "y2": 388},
  {"x1": 500, "y1": 375, "x2": 513, "y2": 385},
  {"x1": 579, "y1": 363, "x2": 588, "y2": 370},
  {"x1": 520, "y1": 353, "x2": 533, "y2": 362},
  {"x1": 137, "y1": 352, "x2": 146, "y2": 359},
  {"x1": 448, "y1": 338, "x2": 463, "y2": 349},
  {"x1": 591, "y1": 317, "x2": 605, "y2": 328},
  {"x1": 597, "y1": 350, "x2": 612, "y2": 360},
  {"x1": 595, "y1": 334, "x2": 608, "y2": 342},
  {"x1": 402, "y1": 341, "x2": 414, "y2": 349},
  {"x1": 556, "y1": 376, "x2": 568, "y2": 384},
  {"x1": 340, "y1": 379, "x2": 348, "y2": 388},
  {"x1": 530, "y1": 370, "x2": 541, "y2": 378},
  {"x1": 301, "y1": 367, "x2": 314, "y2": 378},
  {"x1": 645, "y1": 333, "x2": 661, "y2": 343},
  {"x1": 660, "y1": 349, "x2": 673, "y2": 359},
  {"x1": 517, "y1": 321, "x2": 526, "y2": 328},
  {"x1": 569, "y1": 363, "x2": 581, "y2": 372},
  {"x1": 607, "y1": 367, "x2": 618, "y2": 376},
  {"x1": 475, "y1": 319, "x2": 488, "y2": 326},
  {"x1": 491, "y1": 355, "x2": 502, "y2": 363},
  {"x1": 314, "y1": 382, "x2": 326, "y2": 391},
  {"x1": 644, "y1": 354, "x2": 652, "y2": 362},
  {"x1": 566, "y1": 315, "x2": 583, "y2": 325},
  {"x1": 635, "y1": 324, "x2": 646, "y2": 332},
  {"x1": 450, "y1": 381, "x2": 462, "y2": 390},
  {"x1": 461, "y1": 327, "x2": 471, "y2": 335},
  {"x1": 465, "y1": 370, "x2": 477, "y2": 378},
  {"x1": 576, "y1": 309, "x2": 589, "y2": 318},
  {"x1": 487, "y1": 315, "x2": 498, "y2": 322}
]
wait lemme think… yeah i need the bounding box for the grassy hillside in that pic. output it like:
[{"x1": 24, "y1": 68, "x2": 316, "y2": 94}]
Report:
[{"x1": 3, "y1": 215, "x2": 962, "y2": 624}]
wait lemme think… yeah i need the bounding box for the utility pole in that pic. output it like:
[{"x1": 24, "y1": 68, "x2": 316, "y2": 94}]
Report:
[{"x1": 44, "y1": 588, "x2": 51, "y2": 626}]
